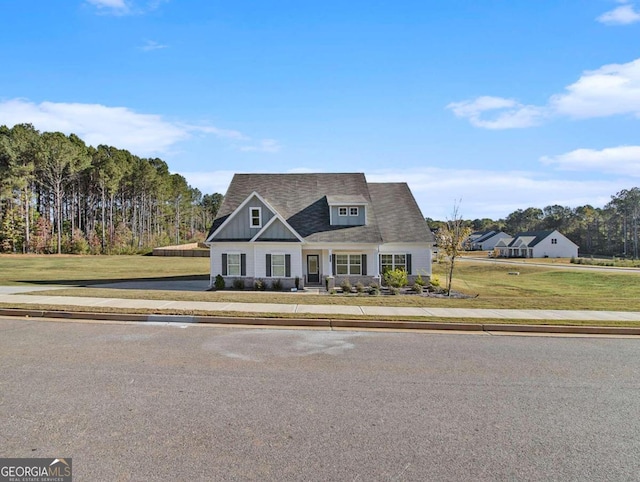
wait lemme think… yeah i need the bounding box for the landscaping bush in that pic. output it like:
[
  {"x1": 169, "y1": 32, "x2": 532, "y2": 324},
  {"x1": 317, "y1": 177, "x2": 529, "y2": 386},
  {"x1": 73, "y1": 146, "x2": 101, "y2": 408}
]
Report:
[
  {"x1": 340, "y1": 279, "x2": 352, "y2": 294},
  {"x1": 412, "y1": 282, "x2": 423, "y2": 294},
  {"x1": 389, "y1": 286, "x2": 400, "y2": 295},
  {"x1": 369, "y1": 285, "x2": 380, "y2": 296},
  {"x1": 254, "y1": 279, "x2": 266, "y2": 291},
  {"x1": 232, "y1": 279, "x2": 245, "y2": 290},
  {"x1": 383, "y1": 268, "x2": 408, "y2": 288},
  {"x1": 214, "y1": 274, "x2": 225, "y2": 290},
  {"x1": 355, "y1": 281, "x2": 365, "y2": 293},
  {"x1": 271, "y1": 279, "x2": 283, "y2": 291},
  {"x1": 430, "y1": 274, "x2": 441, "y2": 287},
  {"x1": 414, "y1": 274, "x2": 426, "y2": 287}
]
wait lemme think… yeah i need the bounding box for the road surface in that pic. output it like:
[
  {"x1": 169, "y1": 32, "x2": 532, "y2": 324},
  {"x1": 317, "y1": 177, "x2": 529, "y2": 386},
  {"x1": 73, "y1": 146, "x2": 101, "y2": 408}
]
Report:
[{"x1": 1, "y1": 317, "x2": 639, "y2": 480}]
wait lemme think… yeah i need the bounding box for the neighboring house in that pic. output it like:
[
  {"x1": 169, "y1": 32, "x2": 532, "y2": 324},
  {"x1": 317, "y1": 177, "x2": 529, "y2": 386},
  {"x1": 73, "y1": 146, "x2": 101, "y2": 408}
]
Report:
[
  {"x1": 494, "y1": 230, "x2": 578, "y2": 258},
  {"x1": 205, "y1": 173, "x2": 435, "y2": 289},
  {"x1": 468, "y1": 230, "x2": 512, "y2": 251}
]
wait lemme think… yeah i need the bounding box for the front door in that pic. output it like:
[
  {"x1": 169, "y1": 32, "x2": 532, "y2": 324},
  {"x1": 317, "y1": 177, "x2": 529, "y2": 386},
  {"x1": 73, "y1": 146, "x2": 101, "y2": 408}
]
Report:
[{"x1": 307, "y1": 255, "x2": 320, "y2": 284}]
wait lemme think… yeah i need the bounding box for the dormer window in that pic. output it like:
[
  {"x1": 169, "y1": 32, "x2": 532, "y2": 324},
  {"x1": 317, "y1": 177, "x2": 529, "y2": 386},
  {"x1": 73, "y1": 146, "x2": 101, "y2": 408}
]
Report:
[
  {"x1": 250, "y1": 207, "x2": 262, "y2": 228},
  {"x1": 349, "y1": 207, "x2": 359, "y2": 216},
  {"x1": 338, "y1": 207, "x2": 348, "y2": 216}
]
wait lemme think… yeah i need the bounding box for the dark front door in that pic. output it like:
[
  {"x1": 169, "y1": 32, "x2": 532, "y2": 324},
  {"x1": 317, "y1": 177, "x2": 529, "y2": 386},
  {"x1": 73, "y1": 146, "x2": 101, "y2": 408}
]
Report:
[{"x1": 307, "y1": 255, "x2": 320, "y2": 284}]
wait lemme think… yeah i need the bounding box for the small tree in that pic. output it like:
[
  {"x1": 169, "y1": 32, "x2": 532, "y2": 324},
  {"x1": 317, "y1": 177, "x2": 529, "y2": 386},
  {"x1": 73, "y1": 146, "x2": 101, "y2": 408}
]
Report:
[{"x1": 435, "y1": 202, "x2": 471, "y2": 297}]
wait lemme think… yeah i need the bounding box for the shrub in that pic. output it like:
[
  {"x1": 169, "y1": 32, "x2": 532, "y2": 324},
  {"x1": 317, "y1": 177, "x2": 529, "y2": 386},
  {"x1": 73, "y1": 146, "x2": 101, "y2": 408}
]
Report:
[
  {"x1": 340, "y1": 279, "x2": 352, "y2": 294},
  {"x1": 389, "y1": 286, "x2": 400, "y2": 295},
  {"x1": 383, "y1": 268, "x2": 408, "y2": 288},
  {"x1": 271, "y1": 279, "x2": 283, "y2": 291},
  {"x1": 430, "y1": 274, "x2": 441, "y2": 287},
  {"x1": 295, "y1": 276, "x2": 300, "y2": 290},
  {"x1": 232, "y1": 279, "x2": 245, "y2": 290},
  {"x1": 369, "y1": 285, "x2": 380, "y2": 296},
  {"x1": 254, "y1": 279, "x2": 266, "y2": 291},
  {"x1": 355, "y1": 281, "x2": 365, "y2": 293},
  {"x1": 412, "y1": 282, "x2": 423, "y2": 294},
  {"x1": 214, "y1": 274, "x2": 225, "y2": 290},
  {"x1": 414, "y1": 274, "x2": 426, "y2": 287}
]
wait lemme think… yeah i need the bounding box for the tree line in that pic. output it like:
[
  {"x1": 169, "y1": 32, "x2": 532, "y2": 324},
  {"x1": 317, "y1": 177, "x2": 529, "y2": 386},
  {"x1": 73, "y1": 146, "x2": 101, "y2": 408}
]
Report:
[
  {"x1": 0, "y1": 124, "x2": 223, "y2": 254},
  {"x1": 427, "y1": 188, "x2": 640, "y2": 258}
]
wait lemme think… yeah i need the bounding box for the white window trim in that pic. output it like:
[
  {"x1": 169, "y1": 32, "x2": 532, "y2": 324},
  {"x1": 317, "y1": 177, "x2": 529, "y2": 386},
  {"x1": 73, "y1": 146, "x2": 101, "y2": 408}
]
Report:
[
  {"x1": 250, "y1": 207, "x2": 262, "y2": 228},
  {"x1": 349, "y1": 207, "x2": 359, "y2": 216},
  {"x1": 227, "y1": 252, "x2": 242, "y2": 276},
  {"x1": 380, "y1": 253, "x2": 407, "y2": 272},
  {"x1": 338, "y1": 207, "x2": 348, "y2": 216},
  {"x1": 335, "y1": 253, "x2": 362, "y2": 275},
  {"x1": 271, "y1": 253, "x2": 286, "y2": 278}
]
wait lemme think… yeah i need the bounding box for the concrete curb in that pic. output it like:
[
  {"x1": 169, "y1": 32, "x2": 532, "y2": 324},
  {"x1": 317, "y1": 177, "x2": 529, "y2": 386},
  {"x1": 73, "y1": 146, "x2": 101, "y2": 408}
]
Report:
[{"x1": 2, "y1": 308, "x2": 640, "y2": 335}]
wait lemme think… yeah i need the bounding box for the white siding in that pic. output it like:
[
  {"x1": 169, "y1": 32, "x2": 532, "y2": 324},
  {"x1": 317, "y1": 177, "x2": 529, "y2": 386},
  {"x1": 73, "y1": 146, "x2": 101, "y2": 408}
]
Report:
[
  {"x1": 209, "y1": 243, "x2": 254, "y2": 279},
  {"x1": 253, "y1": 244, "x2": 303, "y2": 278},
  {"x1": 379, "y1": 243, "x2": 432, "y2": 277},
  {"x1": 532, "y1": 232, "x2": 578, "y2": 258}
]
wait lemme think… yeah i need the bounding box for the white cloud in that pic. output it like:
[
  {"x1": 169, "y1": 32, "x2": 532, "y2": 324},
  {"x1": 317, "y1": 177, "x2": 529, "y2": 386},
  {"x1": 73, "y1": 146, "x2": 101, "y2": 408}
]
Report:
[
  {"x1": 450, "y1": 58, "x2": 640, "y2": 128},
  {"x1": 551, "y1": 58, "x2": 640, "y2": 118},
  {"x1": 541, "y1": 146, "x2": 640, "y2": 176},
  {"x1": 239, "y1": 139, "x2": 281, "y2": 153},
  {"x1": 86, "y1": 0, "x2": 168, "y2": 15},
  {"x1": 0, "y1": 98, "x2": 275, "y2": 157},
  {"x1": 597, "y1": 3, "x2": 640, "y2": 25},
  {"x1": 447, "y1": 96, "x2": 546, "y2": 129},
  {"x1": 140, "y1": 40, "x2": 168, "y2": 52},
  {"x1": 367, "y1": 167, "x2": 619, "y2": 220},
  {"x1": 86, "y1": 0, "x2": 130, "y2": 14}
]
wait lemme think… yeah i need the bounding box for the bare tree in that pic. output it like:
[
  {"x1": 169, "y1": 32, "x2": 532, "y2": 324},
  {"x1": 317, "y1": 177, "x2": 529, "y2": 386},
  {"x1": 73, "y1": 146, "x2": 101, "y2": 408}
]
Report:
[{"x1": 435, "y1": 201, "x2": 471, "y2": 297}]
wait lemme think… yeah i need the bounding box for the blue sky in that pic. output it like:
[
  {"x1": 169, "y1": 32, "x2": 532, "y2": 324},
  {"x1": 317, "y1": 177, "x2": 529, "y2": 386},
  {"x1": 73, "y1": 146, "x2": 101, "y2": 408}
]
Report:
[{"x1": 2, "y1": 0, "x2": 640, "y2": 220}]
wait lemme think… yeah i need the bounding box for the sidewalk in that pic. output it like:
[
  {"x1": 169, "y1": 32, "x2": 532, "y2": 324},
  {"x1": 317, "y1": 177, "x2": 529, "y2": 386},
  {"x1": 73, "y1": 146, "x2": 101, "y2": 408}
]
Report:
[{"x1": 1, "y1": 286, "x2": 640, "y2": 322}]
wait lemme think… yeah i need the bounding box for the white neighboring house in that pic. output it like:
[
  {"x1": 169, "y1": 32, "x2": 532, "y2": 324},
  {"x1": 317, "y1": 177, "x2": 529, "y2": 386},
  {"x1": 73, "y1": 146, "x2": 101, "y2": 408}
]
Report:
[
  {"x1": 205, "y1": 173, "x2": 435, "y2": 289},
  {"x1": 494, "y1": 230, "x2": 579, "y2": 258},
  {"x1": 468, "y1": 230, "x2": 512, "y2": 251}
]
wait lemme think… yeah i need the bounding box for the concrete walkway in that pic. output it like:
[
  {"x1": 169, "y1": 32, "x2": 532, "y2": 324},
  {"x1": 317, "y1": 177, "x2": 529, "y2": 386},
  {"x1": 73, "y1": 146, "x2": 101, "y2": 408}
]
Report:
[{"x1": 0, "y1": 286, "x2": 639, "y2": 322}]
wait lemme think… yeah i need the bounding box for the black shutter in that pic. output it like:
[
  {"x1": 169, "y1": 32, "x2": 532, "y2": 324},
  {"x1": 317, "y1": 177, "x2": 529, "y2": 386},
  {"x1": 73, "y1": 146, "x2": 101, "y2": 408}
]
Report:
[
  {"x1": 361, "y1": 254, "x2": 367, "y2": 275},
  {"x1": 222, "y1": 253, "x2": 227, "y2": 276},
  {"x1": 285, "y1": 254, "x2": 291, "y2": 277},
  {"x1": 406, "y1": 254, "x2": 412, "y2": 274},
  {"x1": 266, "y1": 254, "x2": 271, "y2": 277},
  {"x1": 332, "y1": 254, "x2": 336, "y2": 276},
  {"x1": 241, "y1": 254, "x2": 246, "y2": 276}
]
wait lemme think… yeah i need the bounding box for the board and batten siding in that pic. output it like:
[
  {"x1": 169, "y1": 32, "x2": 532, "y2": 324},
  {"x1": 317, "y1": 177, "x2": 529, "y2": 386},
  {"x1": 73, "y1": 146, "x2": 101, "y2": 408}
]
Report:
[
  {"x1": 258, "y1": 218, "x2": 298, "y2": 240},
  {"x1": 330, "y1": 206, "x2": 366, "y2": 226},
  {"x1": 213, "y1": 197, "x2": 275, "y2": 240}
]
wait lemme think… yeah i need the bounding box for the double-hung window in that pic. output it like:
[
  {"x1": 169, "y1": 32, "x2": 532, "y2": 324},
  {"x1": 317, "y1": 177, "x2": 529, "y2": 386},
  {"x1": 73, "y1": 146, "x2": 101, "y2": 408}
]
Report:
[
  {"x1": 250, "y1": 207, "x2": 262, "y2": 228},
  {"x1": 335, "y1": 254, "x2": 362, "y2": 275},
  {"x1": 227, "y1": 253, "x2": 241, "y2": 276},
  {"x1": 271, "y1": 254, "x2": 286, "y2": 277},
  {"x1": 380, "y1": 254, "x2": 406, "y2": 273}
]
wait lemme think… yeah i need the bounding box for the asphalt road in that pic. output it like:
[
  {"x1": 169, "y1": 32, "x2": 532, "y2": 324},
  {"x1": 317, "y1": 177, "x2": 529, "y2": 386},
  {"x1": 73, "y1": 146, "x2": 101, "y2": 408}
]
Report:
[{"x1": 1, "y1": 318, "x2": 639, "y2": 481}]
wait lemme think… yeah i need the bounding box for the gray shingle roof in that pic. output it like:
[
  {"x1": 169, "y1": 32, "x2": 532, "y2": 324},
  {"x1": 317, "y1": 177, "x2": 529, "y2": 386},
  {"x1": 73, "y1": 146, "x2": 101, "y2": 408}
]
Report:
[
  {"x1": 507, "y1": 231, "x2": 554, "y2": 248},
  {"x1": 208, "y1": 173, "x2": 434, "y2": 244}
]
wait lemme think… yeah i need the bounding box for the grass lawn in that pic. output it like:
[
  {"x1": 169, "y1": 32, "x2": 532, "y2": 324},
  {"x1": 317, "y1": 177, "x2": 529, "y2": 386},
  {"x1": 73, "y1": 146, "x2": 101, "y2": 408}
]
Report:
[{"x1": 1, "y1": 254, "x2": 639, "y2": 313}]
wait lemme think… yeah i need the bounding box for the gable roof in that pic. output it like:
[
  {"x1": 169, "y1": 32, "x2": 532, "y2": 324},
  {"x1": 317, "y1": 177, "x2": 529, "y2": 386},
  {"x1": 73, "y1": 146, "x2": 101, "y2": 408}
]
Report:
[
  {"x1": 507, "y1": 230, "x2": 559, "y2": 248},
  {"x1": 207, "y1": 173, "x2": 434, "y2": 244}
]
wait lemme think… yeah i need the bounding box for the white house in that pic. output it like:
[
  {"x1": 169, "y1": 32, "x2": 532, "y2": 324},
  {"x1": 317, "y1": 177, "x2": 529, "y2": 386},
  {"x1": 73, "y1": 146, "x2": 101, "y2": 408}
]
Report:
[
  {"x1": 468, "y1": 230, "x2": 512, "y2": 251},
  {"x1": 494, "y1": 230, "x2": 578, "y2": 258},
  {"x1": 205, "y1": 173, "x2": 435, "y2": 289}
]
